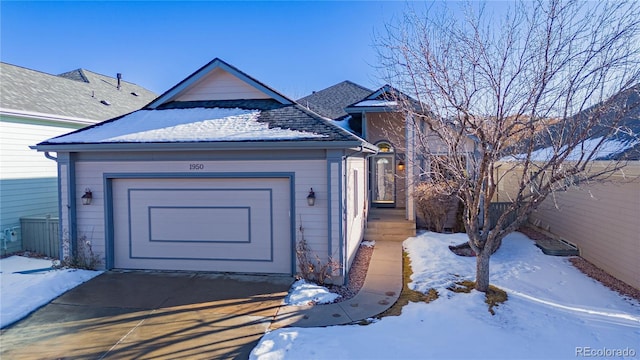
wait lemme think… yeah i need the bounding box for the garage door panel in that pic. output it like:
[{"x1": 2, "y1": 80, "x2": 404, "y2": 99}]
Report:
[
  {"x1": 149, "y1": 206, "x2": 251, "y2": 243},
  {"x1": 112, "y1": 178, "x2": 291, "y2": 274},
  {"x1": 129, "y1": 188, "x2": 272, "y2": 260}
]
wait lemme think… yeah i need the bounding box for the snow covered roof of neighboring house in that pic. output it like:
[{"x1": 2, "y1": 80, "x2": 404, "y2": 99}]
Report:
[
  {"x1": 0, "y1": 62, "x2": 156, "y2": 122},
  {"x1": 503, "y1": 84, "x2": 640, "y2": 162},
  {"x1": 297, "y1": 81, "x2": 372, "y2": 120},
  {"x1": 507, "y1": 136, "x2": 639, "y2": 162},
  {"x1": 593, "y1": 86, "x2": 640, "y2": 161}
]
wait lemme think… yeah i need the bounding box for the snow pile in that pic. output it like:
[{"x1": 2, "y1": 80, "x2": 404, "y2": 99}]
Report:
[
  {"x1": 0, "y1": 256, "x2": 102, "y2": 328},
  {"x1": 284, "y1": 279, "x2": 340, "y2": 306},
  {"x1": 360, "y1": 240, "x2": 375, "y2": 248},
  {"x1": 251, "y1": 231, "x2": 640, "y2": 360},
  {"x1": 49, "y1": 108, "x2": 327, "y2": 143}
]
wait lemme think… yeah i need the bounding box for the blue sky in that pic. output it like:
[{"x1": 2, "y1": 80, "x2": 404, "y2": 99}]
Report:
[{"x1": 1, "y1": 1, "x2": 409, "y2": 98}]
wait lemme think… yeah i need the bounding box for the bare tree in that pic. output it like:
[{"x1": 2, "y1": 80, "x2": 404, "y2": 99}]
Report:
[{"x1": 377, "y1": 0, "x2": 640, "y2": 292}]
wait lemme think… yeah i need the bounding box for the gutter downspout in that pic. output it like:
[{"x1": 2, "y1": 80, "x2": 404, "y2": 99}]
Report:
[
  {"x1": 44, "y1": 152, "x2": 57, "y2": 161},
  {"x1": 41, "y1": 151, "x2": 65, "y2": 261}
]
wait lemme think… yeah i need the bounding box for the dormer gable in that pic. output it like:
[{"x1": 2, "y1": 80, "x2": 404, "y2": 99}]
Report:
[{"x1": 344, "y1": 84, "x2": 423, "y2": 114}]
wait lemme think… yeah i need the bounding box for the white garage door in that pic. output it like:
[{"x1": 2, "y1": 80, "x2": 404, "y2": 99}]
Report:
[{"x1": 111, "y1": 177, "x2": 292, "y2": 274}]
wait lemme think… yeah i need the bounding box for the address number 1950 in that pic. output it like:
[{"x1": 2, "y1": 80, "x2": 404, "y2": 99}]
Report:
[{"x1": 189, "y1": 163, "x2": 204, "y2": 170}]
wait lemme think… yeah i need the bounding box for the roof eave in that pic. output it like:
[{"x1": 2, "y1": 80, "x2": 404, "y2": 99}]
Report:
[
  {"x1": 33, "y1": 140, "x2": 377, "y2": 153},
  {"x1": 1, "y1": 107, "x2": 98, "y2": 126}
]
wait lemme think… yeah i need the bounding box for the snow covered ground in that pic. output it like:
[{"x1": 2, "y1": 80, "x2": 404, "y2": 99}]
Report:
[
  {"x1": 251, "y1": 231, "x2": 640, "y2": 360},
  {"x1": 0, "y1": 256, "x2": 101, "y2": 328},
  {"x1": 1, "y1": 232, "x2": 638, "y2": 358}
]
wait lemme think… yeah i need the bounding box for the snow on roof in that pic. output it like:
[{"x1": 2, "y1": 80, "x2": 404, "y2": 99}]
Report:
[
  {"x1": 49, "y1": 107, "x2": 328, "y2": 143},
  {"x1": 504, "y1": 137, "x2": 638, "y2": 162},
  {"x1": 352, "y1": 99, "x2": 397, "y2": 107},
  {"x1": 334, "y1": 115, "x2": 353, "y2": 132}
]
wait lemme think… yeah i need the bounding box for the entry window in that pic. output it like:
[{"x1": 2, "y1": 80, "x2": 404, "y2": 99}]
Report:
[
  {"x1": 372, "y1": 141, "x2": 396, "y2": 205},
  {"x1": 377, "y1": 142, "x2": 394, "y2": 153}
]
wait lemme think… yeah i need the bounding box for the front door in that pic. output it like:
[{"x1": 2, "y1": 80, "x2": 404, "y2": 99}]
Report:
[{"x1": 372, "y1": 153, "x2": 395, "y2": 206}]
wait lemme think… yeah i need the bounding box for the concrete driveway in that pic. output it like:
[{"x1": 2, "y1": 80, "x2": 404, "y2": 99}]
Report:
[{"x1": 0, "y1": 271, "x2": 292, "y2": 359}]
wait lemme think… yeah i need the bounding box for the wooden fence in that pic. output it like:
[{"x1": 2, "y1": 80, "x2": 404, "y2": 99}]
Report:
[
  {"x1": 20, "y1": 215, "x2": 59, "y2": 258},
  {"x1": 488, "y1": 202, "x2": 518, "y2": 230}
]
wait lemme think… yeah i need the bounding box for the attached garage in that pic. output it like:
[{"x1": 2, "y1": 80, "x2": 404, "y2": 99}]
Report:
[
  {"x1": 34, "y1": 58, "x2": 376, "y2": 283},
  {"x1": 110, "y1": 176, "x2": 293, "y2": 274}
]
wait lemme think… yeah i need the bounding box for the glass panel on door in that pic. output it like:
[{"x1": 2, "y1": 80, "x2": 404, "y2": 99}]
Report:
[{"x1": 372, "y1": 154, "x2": 395, "y2": 204}]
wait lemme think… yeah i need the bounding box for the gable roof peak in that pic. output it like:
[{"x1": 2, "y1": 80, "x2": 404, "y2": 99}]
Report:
[
  {"x1": 296, "y1": 80, "x2": 373, "y2": 120},
  {"x1": 57, "y1": 69, "x2": 90, "y2": 83},
  {"x1": 368, "y1": 84, "x2": 402, "y2": 99},
  {"x1": 343, "y1": 80, "x2": 373, "y2": 91},
  {"x1": 344, "y1": 84, "x2": 425, "y2": 113},
  {"x1": 146, "y1": 57, "x2": 294, "y2": 109}
]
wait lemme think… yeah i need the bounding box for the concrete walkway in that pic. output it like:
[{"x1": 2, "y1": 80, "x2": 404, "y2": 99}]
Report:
[{"x1": 272, "y1": 240, "x2": 403, "y2": 328}]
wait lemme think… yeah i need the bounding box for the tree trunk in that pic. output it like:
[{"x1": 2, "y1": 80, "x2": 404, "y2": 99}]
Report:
[{"x1": 475, "y1": 250, "x2": 491, "y2": 292}]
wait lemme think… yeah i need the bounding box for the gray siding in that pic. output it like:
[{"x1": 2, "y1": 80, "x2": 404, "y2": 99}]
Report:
[
  {"x1": 0, "y1": 117, "x2": 78, "y2": 255},
  {"x1": 63, "y1": 158, "x2": 330, "y2": 274},
  {"x1": 344, "y1": 157, "x2": 367, "y2": 271}
]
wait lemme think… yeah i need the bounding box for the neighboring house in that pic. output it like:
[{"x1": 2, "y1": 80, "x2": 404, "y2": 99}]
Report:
[
  {"x1": 0, "y1": 62, "x2": 156, "y2": 256},
  {"x1": 33, "y1": 58, "x2": 376, "y2": 283},
  {"x1": 495, "y1": 86, "x2": 640, "y2": 290}
]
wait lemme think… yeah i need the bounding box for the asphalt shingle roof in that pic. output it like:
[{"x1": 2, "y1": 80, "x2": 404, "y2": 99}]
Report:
[
  {"x1": 38, "y1": 99, "x2": 372, "y2": 146},
  {"x1": 1, "y1": 62, "x2": 156, "y2": 121},
  {"x1": 158, "y1": 99, "x2": 358, "y2": 142},
  {"x1": 514, "y1": 84, "x2": 640, "y2": 161},
  {"x1": 297, "y1": 81, "x2": 372, "y2": 120},
  {"x1": 586, "y1": 84, "x2": 640, "y2": 160}
]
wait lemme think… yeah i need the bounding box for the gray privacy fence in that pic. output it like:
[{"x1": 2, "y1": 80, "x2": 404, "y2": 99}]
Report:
[
  {"x1": 488, "y1": 202, "x2": 518, "y2": 230},
  {"x1": 20, "y1": 215, "x2": 59, "y2": 258}
]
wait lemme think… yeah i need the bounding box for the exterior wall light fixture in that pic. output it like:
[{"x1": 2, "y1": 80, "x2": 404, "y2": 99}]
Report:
[
  {"x1": 397, "y1": 161, "x2": 406, "y2": 172},
  {"x1": 81, "y1": 188, "x2": 93, "y2": 205},
  {"x1": 307, "y1": 188, "x2": 316, "y2": 206}
]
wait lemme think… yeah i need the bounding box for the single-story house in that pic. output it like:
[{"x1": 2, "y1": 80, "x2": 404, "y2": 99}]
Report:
[
  {"x1": 0, "y1": 62, "x2": 155, "y2": 256},
  {"x1": 34, "y1": 58, "x2": 378, "y2": 283}
]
